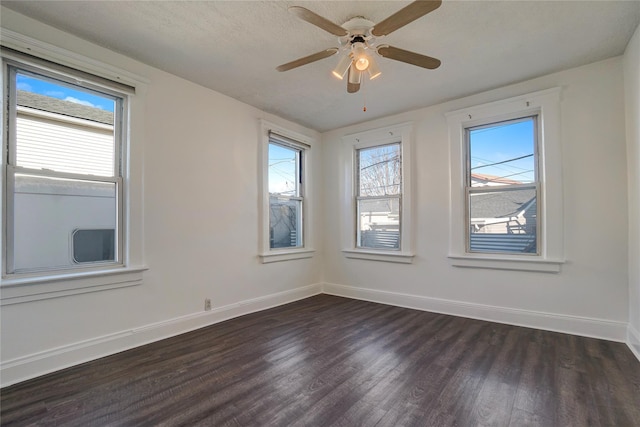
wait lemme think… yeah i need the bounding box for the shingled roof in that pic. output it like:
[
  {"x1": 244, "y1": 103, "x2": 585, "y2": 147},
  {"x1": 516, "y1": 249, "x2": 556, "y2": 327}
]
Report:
[
  {"x1": 17, "y1": 90, "x2": 113, "y2": 125},
  {"x1": 470, "y1": 188, "x2": 536, "y2": 219}
]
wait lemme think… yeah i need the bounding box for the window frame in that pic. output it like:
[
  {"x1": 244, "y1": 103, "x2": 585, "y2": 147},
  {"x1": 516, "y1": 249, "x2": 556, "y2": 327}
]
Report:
[
  {"x1": 259, "y1": 120, "x2": 315, "y2": 263},
  {"x1": 355, "y1": 142, "x2": 402, "y2": 251},
  {"x1": 0, "y1": 32, "x2": 147, "y2": 305},
  {"x1": 268, "y1": 138, "x2": 304, "y2": 250},
  {"x1": 446, "y1": 88, "x2": 564, "y2": 273},
  {"x1": 4, "y1": 60, "x2": 126, "y2": 275},
  {"x1": 341, "y1": 123, "x2": 414, "y2": 263},
  {"x1": 465, "y1": 115, "x2": 541, "y2": 256}
]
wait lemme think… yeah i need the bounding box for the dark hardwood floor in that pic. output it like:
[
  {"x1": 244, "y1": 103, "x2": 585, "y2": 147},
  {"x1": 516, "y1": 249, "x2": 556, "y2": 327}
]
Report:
[{"x1": 1, "y1": 294, "x2": 639, "y2": 426}]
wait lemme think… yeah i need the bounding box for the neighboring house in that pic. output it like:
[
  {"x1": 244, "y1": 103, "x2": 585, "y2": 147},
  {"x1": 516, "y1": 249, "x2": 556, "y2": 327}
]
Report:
[
  {"x1": 13, "y1": 90, "x2": 116, "y2": 270},
  {"x1": 468, "y1": 173, "x2": 537, "y2": 253},
  {"x1": 16, "y1": 90, "x2": 114, "y2": 175},
  {"x1": 470, "y1": 172, "x2": 524, "y2": 187},
  {"x1": 358, "y1": 198, "x2": 400, "y2": 249}
]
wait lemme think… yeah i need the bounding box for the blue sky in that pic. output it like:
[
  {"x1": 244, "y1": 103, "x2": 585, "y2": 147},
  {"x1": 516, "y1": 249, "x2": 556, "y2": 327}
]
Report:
[
  {"x1": 269, "y1": 144, "x2": 297, "y2": 195},
  {"x1": 17, "y1": 73, "x2": 115, "y2": 112},
  {"x1": 469, "y1": 118, "x2": 535, "y2": 184}
]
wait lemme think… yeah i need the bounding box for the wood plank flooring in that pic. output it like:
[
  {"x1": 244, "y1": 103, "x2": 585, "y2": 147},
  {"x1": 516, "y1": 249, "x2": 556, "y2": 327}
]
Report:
[{"x1": 1, "y1": 294, "x2": 639, "y2": 426}]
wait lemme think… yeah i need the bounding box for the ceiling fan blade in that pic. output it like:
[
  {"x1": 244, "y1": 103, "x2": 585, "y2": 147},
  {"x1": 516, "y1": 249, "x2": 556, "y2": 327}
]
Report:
[
  {"x1": 347, "y1": 81, "x2": 360, "y2": 93},
  {"x1": 347, "y1": 68, "x2": 360, "y2": 93},
  {"x1": 372, "y1": 0, "x2": 442, "y2": 37},
  {"x1": 377, "y1": 45, "x2": 441, "y2": 69},
  {"x1": 289, "y1": 6, "x2": 348, "y2": 37},
  {"x1": 276, "y1": 48, "x2": 338, "y2": 72}
]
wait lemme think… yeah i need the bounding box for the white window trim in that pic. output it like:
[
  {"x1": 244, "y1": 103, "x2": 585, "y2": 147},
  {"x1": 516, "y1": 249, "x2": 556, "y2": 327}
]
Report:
[
  {"x1": 446, "y1": 88, "x2": 564, "y2": 273},
  {"x1": 0, "y1": 30, "x2": 147, "y2": 304},
  {"x1": 258, "y1": 120, "x2": 315, "y2": 263},
  {"x1": 341, "y1": 122, "x2": 414, "y2": 264}
]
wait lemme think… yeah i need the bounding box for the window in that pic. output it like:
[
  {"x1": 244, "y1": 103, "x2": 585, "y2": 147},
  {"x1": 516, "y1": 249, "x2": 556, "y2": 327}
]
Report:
[
  {"x1": 259, "y1": 121, "x2": 315, "y2": 263},
  {"x1": 342, "y1": 123, "x2": 414, "y2": 263},
  {"x1": 1, "y1": 39, "x2": 146, "y2": 305},
  {"x1": 447, "y1": 88, "x2": 564, "y2": 272},
  {"x1": 466, "y1": 117, "x2": 539, "y2": 254},
  {"x1": 356, "y1": 143, "x2": 401, "y2": 250},
  {"x1": 4, "y1": 62, "x2": 123, "y2": 274},
  {"x1": 268, "y1": 141, "x2": 303, "y2": 249}
]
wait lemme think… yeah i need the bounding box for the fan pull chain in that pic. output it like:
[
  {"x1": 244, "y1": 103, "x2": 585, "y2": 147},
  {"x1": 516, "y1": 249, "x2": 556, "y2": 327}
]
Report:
[
  {"x1": 362, "y1": 78, "x2": 367, "y2": 112},
  {"x1": 363, "y1": 87, "x2": 367, "y2": 111}
]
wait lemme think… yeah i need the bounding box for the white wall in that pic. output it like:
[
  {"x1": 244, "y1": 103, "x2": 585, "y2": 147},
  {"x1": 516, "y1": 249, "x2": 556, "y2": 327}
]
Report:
[
  {"x1": 625, "y1": 23, "x2": 640, "y2": 358},
  {"x1": 1, "y1": 7, "x2": 637, "y2": 387},
  {"x1": 0, "y1": 8, "x2": 324, "y2": 385},
  {"x1": 322, "y1": 56, "x2": 630, "y2": 340}
]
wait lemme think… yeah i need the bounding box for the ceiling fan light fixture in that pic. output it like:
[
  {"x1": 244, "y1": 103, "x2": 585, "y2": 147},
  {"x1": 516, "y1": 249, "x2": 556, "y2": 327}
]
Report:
[
  {"x1": 355, "y1": 57, "x2": 369, "y2": 72},
  {"x1": 367, "y1": 57, "x2": 382, "y2": 80},
  {"x1": 351, "y1": 42, "x2": 369, "y2": 72},
  {"x1": 279, "y1": 2, "x2": 442, "y2": 95},
  {"x1": 331, "y1": 53, "x2": 352, "y2": 79},
  {"x1": 348, "y1": 66, "x2": 362, "y2": 85}
]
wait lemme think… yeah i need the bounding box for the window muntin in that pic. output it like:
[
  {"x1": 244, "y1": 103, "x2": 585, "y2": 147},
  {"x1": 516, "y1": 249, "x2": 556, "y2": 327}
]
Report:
[
  {"x1": 4, "y1": 62, "x2": 124, "y2": 275},
  {"x1": 465, "y1": 116, "x2": 539, "y2": 255},
  {"x1": 268, "y1": 140, "x2": 303, "y2": 249},
  {"x1": 356, "y1": 143, "x2": 401, "y2": 250}
]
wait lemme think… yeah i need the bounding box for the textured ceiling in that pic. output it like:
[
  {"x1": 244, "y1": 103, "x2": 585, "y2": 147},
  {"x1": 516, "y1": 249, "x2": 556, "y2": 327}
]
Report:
[{"x1": 3, "y1": 1, "x2": 640, "y2": 132}]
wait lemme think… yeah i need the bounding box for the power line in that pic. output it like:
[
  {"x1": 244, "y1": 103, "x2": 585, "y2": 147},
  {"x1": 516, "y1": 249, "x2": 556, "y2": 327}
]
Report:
[
  {"x1": 471, "y1": 154, "x2": 533, "y2": 170},
  {"x1": 360, "y1": 155, "x2": 400, "y2": 171},
  {"x1": 471, "y1": 155, "x2": 531, "y2": 172}
]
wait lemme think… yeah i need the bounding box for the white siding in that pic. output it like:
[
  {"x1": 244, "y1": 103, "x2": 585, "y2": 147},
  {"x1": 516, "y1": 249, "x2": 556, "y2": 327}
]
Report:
[
  {"x1": 16, "y1": 108, "x2": 114, "y2": 177},
  {"x1": 13, "y1": 176, "x2": 116, "y2": 272}
]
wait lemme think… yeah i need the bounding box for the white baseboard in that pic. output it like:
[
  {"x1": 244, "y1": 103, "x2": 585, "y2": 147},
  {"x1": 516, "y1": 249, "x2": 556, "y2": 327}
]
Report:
[
  {"x1": 3, "y1": 282, "x2": 632, "y2": 388},
  {"x1": 322, "y1": 283, "x2": 628, "y2": 342},
  {"x1": 0, "y1": 283, "x2": 322, "y2": 388},
  {"x1": 628, "y1": 324, "x2": 640, "y2": 362}
]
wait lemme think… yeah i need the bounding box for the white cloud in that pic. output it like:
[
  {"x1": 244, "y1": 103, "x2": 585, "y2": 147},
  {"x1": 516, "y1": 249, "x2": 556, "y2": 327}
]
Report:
[
  {"x1": 46, "y1": 90, "x2": 65, "y2": 98},
  {"x1": 17, "y1": 82, "x2": 32, "y2": 91},
  {"x1": 64, "y1": 96, "x2": 100, "y2": 108}
]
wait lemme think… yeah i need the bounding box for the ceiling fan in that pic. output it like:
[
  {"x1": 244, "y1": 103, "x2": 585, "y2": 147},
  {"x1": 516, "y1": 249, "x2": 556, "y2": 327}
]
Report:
[{"x1": 276, "y1": 0, "x2": 442, "y2": 94}]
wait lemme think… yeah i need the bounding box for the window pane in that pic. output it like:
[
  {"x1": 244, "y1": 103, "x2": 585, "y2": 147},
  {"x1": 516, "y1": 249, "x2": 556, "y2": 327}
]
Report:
[
  {"x1": 12, "y1": 174, "x2": 117, "y2": 271},
  {"x1": 269, "y1": 197, "x2": 302, "y2": 248},
  {"x1": 358, "y1": 143, "x2": 401, "y2": 196},
  {"x1": 469, "y1": 118, "x2": 535, "y2": 187},
  {"x1": 469, "y1": 188, "x2": 537, "y2": 253},
  {"x1": 268, "y1": 143, "x2": 299, "y2": 196},
  {"x1": 73, "y1": 229, "x2": 115, "y2": 263},
  {"x1": 16, "y1": 72, "x2": 116, "y2": 177},
  {"x1": 357, "y1": 198, "x2": 400, "y2": 249}
]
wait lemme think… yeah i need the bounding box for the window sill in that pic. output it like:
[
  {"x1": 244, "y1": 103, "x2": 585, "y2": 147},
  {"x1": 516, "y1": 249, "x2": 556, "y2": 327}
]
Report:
[
  {"x1": 0, "y1": 266, "x2": 147, "y2": 305},
  {"x1": 448, "y1": 255, "x2": 563, "y2": 273},
  {"x1": 260, "y1": 249, "x2": 315, "y2": 264},
  {"x1": 343, "y1": 249, "x2": 414, "y2": 264}
]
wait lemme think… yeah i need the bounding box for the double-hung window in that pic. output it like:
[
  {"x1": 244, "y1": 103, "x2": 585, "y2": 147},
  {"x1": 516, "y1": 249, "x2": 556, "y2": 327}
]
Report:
[
  {"x1": 259, "y1": 121, "x2": 314, "y2": 263},
  {"x1": 268, "y1": 139, "x2": 304, "y2": 249},
  {"x1": 356, "y1": 143, "x2": 402, "y2": 250},
  {"x1": 342, "y1": 123, "x2": 414, "y2": 263},
  {"x1": 4, "y1": 60, "x2": 125, "y2": 274},
  {"x1": 466, "y1": 116, "x2": 539, "y2": 254},
  {"x1": 447, "y1": 88, "x2": 564, "y2": 272},
  {"x1": 1, "y1": 41, "x2": 145, "y2": 304}
]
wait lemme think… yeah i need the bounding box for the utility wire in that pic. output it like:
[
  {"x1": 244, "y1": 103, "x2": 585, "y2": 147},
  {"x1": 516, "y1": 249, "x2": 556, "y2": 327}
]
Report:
[
  {"x1": 471, "y1": 155, "x2": 531, "y2": 172},
  {"x1": 360, "y1": 155, "x2": 400, "y2": 171},
  {"x1": 471, "y1": 154, "x2": 533, "y2": 170}
]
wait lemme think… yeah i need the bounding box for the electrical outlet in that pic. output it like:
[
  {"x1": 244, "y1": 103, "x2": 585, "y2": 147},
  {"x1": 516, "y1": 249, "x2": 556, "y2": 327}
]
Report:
[{"x1": 204, "y1": 298, "x2": 211, "y2": 311}]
